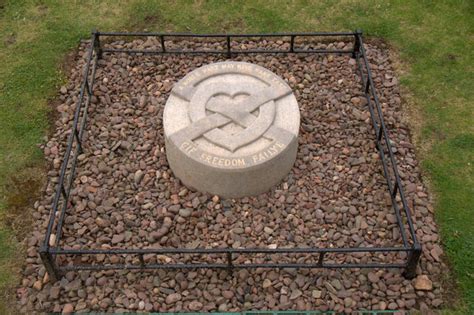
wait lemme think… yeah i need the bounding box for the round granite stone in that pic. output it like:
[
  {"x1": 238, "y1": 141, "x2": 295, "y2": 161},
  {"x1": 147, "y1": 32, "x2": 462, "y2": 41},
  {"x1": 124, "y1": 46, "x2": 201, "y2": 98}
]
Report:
[{"x1": 164, "y1": 61, "x2": 300, "y2": 198}]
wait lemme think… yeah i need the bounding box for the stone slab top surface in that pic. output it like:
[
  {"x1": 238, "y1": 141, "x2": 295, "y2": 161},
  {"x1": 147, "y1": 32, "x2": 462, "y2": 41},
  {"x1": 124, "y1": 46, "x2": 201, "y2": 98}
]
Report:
[{"x1": 163, "y1": 61, "x2": 300, "y2": 197}]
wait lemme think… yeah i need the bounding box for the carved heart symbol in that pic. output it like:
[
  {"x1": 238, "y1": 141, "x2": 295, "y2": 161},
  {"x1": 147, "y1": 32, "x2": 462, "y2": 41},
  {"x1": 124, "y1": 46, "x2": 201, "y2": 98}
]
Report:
[{"x1": 189, "y1": 83, "x2": 276, "y2": 152}]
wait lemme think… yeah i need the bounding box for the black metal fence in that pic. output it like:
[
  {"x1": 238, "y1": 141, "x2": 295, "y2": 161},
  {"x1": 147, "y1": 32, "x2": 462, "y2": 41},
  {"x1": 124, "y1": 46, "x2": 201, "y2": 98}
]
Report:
[{"x1": 40, "y1": 30, "x2": 421, "y2": 282}]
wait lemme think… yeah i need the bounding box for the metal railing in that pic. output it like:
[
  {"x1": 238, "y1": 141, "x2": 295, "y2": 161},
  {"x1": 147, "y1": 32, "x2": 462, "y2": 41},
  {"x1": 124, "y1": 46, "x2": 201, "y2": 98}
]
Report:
[{"x1": 40, "y1": 30, "x2": 421, "y2": 281}]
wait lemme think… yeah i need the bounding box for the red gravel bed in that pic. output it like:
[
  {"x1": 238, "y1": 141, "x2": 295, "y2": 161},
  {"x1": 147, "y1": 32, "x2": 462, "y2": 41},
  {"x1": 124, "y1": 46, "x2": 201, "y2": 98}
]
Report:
[{"x1": 18, "y1": 39, "x2": 444, "y2": 313}]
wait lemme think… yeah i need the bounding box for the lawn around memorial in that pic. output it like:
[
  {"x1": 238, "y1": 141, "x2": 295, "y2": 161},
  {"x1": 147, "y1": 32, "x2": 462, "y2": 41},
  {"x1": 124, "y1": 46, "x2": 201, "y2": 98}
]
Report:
[{"x1": 0, "y1": 1, "x2": 472, "y2": 313}]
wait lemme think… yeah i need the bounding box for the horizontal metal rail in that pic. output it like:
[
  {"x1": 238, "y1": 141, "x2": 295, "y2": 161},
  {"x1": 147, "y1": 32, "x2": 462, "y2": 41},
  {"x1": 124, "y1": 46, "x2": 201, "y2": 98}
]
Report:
[
  {"x1": 39, "y1": 29, "x2": 421, "y2": 282},
  {"x1": 40, "y1": 31, "x2": 100, "y2": 281},
  {"x1": 354, "y1": 33, "x2": 418, "y2": 246},
  {"x1": 54, "y1": 53, "x2": 99, "y2": 247},
  {"x1": 97, "y1": 31, "x2": 357, "y2": 37},
  {"x1": 101, "y1": 48, "x2": 353, "y2": 55},
  {"x1": 42, "y1": 39, "x2": 96, "y2": 251},
  {"x1": 50, "y1": 246, "x2": 408, "y2": 255},
  {"x1": 354, "y1": 51, "x2": 409, "y2": 248},
  {"x1": 99, "y1": 31, "x2": 355, "y2": 57},
  {"x1": 60, "y1": 262, "x2": 408, "y2": 272}
]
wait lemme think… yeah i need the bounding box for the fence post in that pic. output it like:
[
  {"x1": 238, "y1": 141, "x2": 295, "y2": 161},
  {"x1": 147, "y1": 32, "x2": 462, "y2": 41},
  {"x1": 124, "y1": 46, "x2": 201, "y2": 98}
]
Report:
[
  {"x1": 226, "y1": 252, "x2": 233, "y2": 272},
  {"x1": 352, "y1": 29, "x2": 363, "y2": 58},
  {"x1": 39, "y1": 246, "x2": 60, "y2": 282},
  {"x1": 317, "y1": 252, "x2": 325, "y2": 267},
  {"x1": 160, "y1": 35, "x2": 166, "y2": 53},
  {"x1": 403, "y1": 243, "x2": 422, "y2": 279},
  {"x1": 226, "y1": 36, "x2": 231, "y2": 58},
  {"x1": 92, "y1": 29, "x2": 103, "y2": 59}
]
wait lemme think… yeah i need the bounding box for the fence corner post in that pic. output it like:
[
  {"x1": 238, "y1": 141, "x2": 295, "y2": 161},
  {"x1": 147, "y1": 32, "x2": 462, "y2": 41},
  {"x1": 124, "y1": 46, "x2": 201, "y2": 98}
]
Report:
[
  {"x1": 92, "y1": 29, "x2": 103, "y2": 59},
  {"x1": 403, "y1": 243, "x2": 422, "y2": 279},
  {"x1": 39, "y1": 245, "x2": 60, "y2": 282},
  {"x1": 352, "y1": 29, "x2": 363, "y2": 58}
]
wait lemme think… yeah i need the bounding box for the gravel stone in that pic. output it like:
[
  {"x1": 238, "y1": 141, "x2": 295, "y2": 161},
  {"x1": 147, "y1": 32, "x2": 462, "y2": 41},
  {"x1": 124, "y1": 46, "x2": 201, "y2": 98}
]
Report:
[
  {"x1": 165, "y1": 293, "x2": 181, "y2": 304},
  {"x1": 368, "y1": 272, "x2": 379, "y2": 283},
  {"x1": 32, "y1": 280, "x2": 42, "y2": 291},
  {"x1": 111, "y1": 234, "x2": 125, "y2": 244},
  {"x1": 134, "y1": 170, "x2": 144, "y2": 184},
  {"x1": 290, "y1": 289, "x2": 303, "y2": 300},
  {"x1": 178, "y1": 208, "x2": 192, "y2": 218},
  {"x1": 62, "y1": 304, "x2": 74, "y2": 314},
  {"x1": 414, "y1": 275, "x2": 433, "y2": 291},
  {"x1": 312, "y1": 290, "x2": 322, "y2": 299},
  {"x1": 188, "y1": 301, "x2": 203, "y2": 311},
  {"x1": 263, "y1": 279, "x2": 272, "y2": 289}
]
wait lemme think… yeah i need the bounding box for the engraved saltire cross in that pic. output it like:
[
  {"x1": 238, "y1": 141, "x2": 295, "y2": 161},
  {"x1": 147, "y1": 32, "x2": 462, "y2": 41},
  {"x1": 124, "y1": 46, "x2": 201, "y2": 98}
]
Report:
[{"x1": 171, "y1": 82, "x2": 294, "y2": 152}]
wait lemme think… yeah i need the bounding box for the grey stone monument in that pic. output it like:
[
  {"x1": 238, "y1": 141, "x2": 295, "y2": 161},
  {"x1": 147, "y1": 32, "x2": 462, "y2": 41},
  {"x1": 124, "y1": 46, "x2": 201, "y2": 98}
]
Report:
[{"x1": 164, "y1": 61, "x2": 300, "y2": 198}]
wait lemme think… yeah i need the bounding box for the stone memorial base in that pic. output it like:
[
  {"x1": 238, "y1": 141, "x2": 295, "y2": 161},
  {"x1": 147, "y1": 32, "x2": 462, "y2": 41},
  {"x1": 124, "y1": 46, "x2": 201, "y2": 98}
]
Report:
[{"x1": 164, "y1": 62, "x2": 300, "y2": 198}]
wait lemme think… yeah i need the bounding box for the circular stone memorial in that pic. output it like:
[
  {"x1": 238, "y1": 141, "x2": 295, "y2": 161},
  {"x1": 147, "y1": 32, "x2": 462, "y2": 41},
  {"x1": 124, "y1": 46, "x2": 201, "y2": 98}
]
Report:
[{"x1": 164, "y1": 61, "x2": 300, "y2": 198}]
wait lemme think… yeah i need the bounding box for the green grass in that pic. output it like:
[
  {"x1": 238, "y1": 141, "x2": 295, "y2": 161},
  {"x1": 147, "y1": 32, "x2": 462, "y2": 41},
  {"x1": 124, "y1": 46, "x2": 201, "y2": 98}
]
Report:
[
  {"x1": 0, "y1": 0, "x2": 472, "y2": 313},
  {"x1": 0, "y1": 1, "x2": 130, "y2": 312}
]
